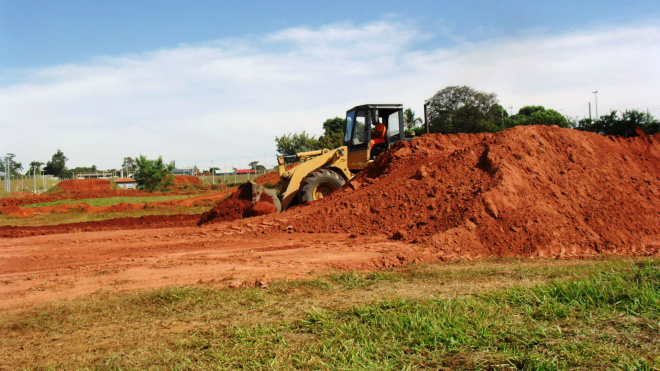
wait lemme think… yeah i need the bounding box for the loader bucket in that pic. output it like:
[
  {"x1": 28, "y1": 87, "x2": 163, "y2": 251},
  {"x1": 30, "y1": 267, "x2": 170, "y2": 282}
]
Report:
[{"x1": 236, "y1": 181, "x2": 282, "y2": 213}]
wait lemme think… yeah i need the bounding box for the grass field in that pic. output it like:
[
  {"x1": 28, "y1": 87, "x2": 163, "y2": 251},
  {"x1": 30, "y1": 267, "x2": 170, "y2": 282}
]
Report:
[
  {"x1": 0, "y1": 176, "x2": 60, "y2": 194},
  {"x1": 2, "y1": 258, "x2": 658, "y2": 370},
  {"x1": 23, "y1": 194, "x2": 207, "y2": 208}
]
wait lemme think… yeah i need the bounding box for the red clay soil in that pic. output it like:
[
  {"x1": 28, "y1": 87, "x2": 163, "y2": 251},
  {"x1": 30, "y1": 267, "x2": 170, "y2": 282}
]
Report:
[
  {"x1": 172, "y1": 175, "x2": 202, "y2": 187},
  {"x1": 198, "y1": 185, "x2": 277, "y2": 225},
  {"x1": 0, "y1": 214, "x2": 200, "y2": 238},
  {"x1": 279, "y1": 125, "x2": 660, "y2": 260},
  {"x1": 57, "y1": 179, "x2": 114, "y2": 191}
]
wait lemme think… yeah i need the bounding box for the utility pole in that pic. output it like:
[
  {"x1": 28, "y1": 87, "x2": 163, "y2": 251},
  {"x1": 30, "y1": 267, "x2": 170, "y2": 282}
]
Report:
[
  {"x1": 211, "y1": 160, "x2": 214, "y2": 185},
  {"x1": 592, "y1": 91, "x2": 599, "y2": 120},
  {"x1": 4, "y1": 155, "x2": 11, "y2": 193},
  {"x1": 33, "y1": 166, "x2": 36, "y2": 194},
  {"x1": 589, "y1": 102, "x2": 592, "y2": 121}
]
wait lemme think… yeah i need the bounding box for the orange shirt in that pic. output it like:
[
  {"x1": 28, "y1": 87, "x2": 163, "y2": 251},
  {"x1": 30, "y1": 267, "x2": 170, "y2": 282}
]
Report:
[{"x1": 370, "y1": 123, "x2": 386, "y2": 147}]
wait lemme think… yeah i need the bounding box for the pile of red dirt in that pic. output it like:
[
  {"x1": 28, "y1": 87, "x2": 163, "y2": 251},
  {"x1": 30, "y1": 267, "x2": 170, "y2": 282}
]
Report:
[
  {"x1": 282, "y1": 125, "x2": 660, "y2": 259},
  {"x1": 198, "y1": 183, "x2": 278, "y2": 225},
  {"x1": 172, "y1": 175, "x2": 202, "y2": 187},
  {"x1": 57, "y1": 179, "x2": 114, "y2": 192}
]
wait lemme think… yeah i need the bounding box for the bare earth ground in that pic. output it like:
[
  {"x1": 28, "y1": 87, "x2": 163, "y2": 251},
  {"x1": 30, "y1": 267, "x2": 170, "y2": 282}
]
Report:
[
  {"x1": 2, "y1": 126, "x2": 659, "y2": 311},
  {"x1": 0, "y1": 222, "x2": 407, "y2": 309}
]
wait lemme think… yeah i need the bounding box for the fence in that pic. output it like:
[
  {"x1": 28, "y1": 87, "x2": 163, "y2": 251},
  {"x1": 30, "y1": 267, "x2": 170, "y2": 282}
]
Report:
[{"x1": 0, "y1": 164, "x2": 277, "y2": 195}]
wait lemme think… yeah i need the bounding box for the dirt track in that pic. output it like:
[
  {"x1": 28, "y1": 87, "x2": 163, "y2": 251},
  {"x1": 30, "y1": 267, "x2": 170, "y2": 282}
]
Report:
[{"x1": 0, "y1": 220, "x2": 411, "y2": 309}]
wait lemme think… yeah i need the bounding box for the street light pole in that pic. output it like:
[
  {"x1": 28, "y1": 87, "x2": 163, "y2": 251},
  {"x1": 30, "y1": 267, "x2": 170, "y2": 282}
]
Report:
[{"x1": 592, "y1": 91, "x2": 599, "y2": 120}]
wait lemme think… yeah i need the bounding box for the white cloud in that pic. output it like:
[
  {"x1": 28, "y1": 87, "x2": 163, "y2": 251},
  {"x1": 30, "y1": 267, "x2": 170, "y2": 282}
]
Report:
[{"x1": 1, "y1": 21, "x2": 659, "y2": 170}]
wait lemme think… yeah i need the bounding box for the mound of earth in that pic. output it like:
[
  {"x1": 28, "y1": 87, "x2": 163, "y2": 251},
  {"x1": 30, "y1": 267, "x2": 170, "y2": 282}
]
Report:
[
  {"x1": 198, "y1": 183, "x2": 278, "y2": 225},
  {"x1": 57, "y1": 179, "x2": 114, "y2": 191},
  {"x1": 282, "y1": 125, "x2": 660, "y2": 259},
  {"x1": 173, "y1": 175, "x2": 201, "y2": 187}
]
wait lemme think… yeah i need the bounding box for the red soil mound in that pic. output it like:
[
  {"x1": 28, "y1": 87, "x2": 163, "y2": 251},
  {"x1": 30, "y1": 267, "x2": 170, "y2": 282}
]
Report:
[
  {"x1": 283, "y1": 126, "x2": 660, "y2": 259},
  {"x1": 173, "y1": 175, "x2": 201, "y2": 187},
  {"x1": 198, "y1": 184, "x2": 278, "y2": 225},
  {"x1": 57, "y1": 179, "x2": 114, "y2": 191}
]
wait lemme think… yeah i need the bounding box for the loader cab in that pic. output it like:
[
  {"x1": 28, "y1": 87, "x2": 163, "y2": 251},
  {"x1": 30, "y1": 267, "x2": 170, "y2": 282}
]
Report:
[{"x1": 344, "y1": 104, "x2": 404, "y2": 171}]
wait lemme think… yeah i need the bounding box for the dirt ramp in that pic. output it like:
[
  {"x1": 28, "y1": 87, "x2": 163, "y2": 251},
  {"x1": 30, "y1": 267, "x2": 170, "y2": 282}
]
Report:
[
  {"x1": 285, "y1": 125, "x2": 660, "y2": 259},
  {"x1": 173, "y1": 175, "x2": 201, "y2": 187}
]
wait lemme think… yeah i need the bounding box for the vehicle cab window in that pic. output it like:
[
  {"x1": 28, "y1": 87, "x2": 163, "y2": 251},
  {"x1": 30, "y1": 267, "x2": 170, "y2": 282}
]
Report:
[
  {"x1": 353, "y1": 110, "x2": 366, "y2": 145},
  {"x1": 344, "y1": 110, "x2": 355, "y2": 144}
]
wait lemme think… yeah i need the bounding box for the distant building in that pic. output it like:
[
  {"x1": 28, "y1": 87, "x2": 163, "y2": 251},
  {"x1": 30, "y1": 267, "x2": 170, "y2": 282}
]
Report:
[
  {"x1": 74, "y1": 171, "x2": 116, "y2": 179},
  {"x1": 114, "y1": 177, "x2": 137, "y2": 190},
  {"x1": 214, "y1": 170, "x2": 235, "y2": 175},
  {"x1": 172, "y1": 168, "x2": 195, "y2": 176}
]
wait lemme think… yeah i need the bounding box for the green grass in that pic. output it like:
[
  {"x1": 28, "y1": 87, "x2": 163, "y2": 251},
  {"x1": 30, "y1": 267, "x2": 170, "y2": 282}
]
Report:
[
  {"x1": 1, "y1": 258, "x2": 658, "y2": 370},
  {"x1": 23, "y1": 194, "x2": 205, "y2": 208},
  {"x1": 0, "y1": 177, "x2": 60, "y2": 194}
]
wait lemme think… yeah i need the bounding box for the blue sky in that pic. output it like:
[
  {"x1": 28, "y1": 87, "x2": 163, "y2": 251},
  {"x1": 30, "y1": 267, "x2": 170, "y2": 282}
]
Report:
[{"x1": 1, "y1": 1, "x2": 659, "y2": 170}]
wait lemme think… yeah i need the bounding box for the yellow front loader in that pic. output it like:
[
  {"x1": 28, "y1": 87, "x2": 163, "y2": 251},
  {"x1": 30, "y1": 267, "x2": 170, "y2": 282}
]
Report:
[{"x1": 243, "y1": 103, "x2": 416, "y2": 212}]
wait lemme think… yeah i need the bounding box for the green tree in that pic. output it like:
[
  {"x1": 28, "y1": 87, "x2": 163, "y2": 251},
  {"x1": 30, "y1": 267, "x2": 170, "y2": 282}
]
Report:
[
  {"x1": 26, "y1": 161, "x2": 44, "y2": 175},
  {"x1": 1, "y1": 153, "x2": 23, "y2": 175},
  {"x1": 248, "y1": 161, "x2": 266, "y2": 172},
  {"x1": 426, "y1": 86, "x2": 501, "y2": 134},
  {"x1": 133, "y1": 155, "x2": 175, "y2": 192},
  {"x1": 506, "y1": 106, "x2": 569, "y2": 128},
  {"x1": 576, "y1": 109, "x2": 658, "y2": 137},
  {"x1": 403, "y1": 108, "x2": 423, "y2": 131},
  {"x1": 318, "y1": 117, "x2": 345, "y2": 149},
  {"x1": 43, "y1": 149, "x2": 69, "y2": 178},
  {"x1": 122, "y1": 157, "x2": 136, "y2": 172},
  {"x1": 275, "y1": 117, "x2": 346, "y2": 156},
  {"x1": 275, "y1": 131, "x2": 323, "y2": 156}
]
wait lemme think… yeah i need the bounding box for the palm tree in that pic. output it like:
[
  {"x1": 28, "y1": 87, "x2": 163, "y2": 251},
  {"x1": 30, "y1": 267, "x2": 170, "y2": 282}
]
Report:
[
  {"x1": 28, "y1": 161, "x2": 43, "y2": 175},
  {"x1": 403, "y1": 108, "x2": 423, "y2": 131}
]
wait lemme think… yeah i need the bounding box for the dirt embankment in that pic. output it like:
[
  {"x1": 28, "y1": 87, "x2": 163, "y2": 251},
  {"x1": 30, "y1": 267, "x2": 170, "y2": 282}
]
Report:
[
  {"x1": 57, "y1": 179, "x2": 114, "y2": 192},
  {"x1": 172, "y1": 175, "x2": 202, "y2": 187},
  {"x1": 198, "y1": 184, "x2": 278, "y2": 225},
  {"x1": 279, "y1": 126, "x2": 660, "y2": 260},
  {"x1": 0, "y1": 214, "x2": 201, "y2": 238}
]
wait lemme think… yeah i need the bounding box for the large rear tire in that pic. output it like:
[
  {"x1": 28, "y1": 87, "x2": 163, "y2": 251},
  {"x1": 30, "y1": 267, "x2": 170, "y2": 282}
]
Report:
[{"x1": 298, "y1": 169, "x2": 346, "y2": 204}]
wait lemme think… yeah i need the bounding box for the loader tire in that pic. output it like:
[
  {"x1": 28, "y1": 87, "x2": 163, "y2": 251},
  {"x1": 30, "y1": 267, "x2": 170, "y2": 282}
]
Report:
[{"x1": 298, "y1": 169, "x2": 346, "y2": 204}]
